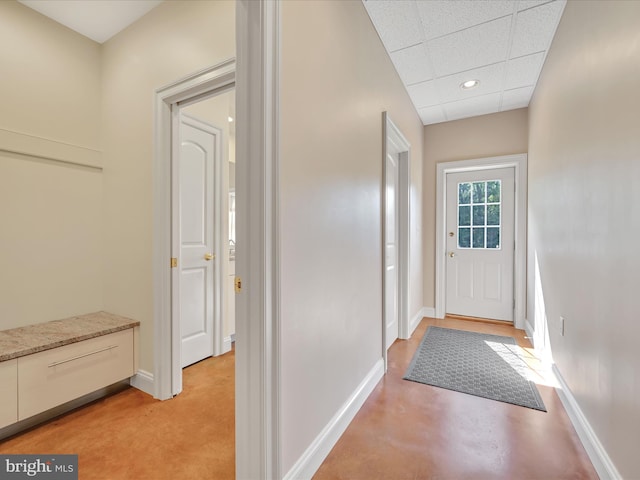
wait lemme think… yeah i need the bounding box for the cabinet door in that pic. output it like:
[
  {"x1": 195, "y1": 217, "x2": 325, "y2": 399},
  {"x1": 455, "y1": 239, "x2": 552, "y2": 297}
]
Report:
[
  {"x1": 0, "y1": 359, "x2": 18, "y2": 428},
  {"x1": 18, "y1": 329, "x2": 134, "y2": 420}
]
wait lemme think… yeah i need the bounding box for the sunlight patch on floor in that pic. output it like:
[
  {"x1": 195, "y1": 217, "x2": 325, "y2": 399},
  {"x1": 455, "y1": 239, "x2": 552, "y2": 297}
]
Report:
[{"x1": 484, "y1": 340, "x2": 558, "y2": 387}]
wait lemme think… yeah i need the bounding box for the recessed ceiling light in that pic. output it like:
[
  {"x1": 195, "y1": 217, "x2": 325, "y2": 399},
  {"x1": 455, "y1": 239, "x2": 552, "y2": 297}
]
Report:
[
  {"x1": 228, "y1": 116, "x2": 234, "y2": 122},
  {"x1": 460, "y1": 79, "x2": 480, "y2": 90}
]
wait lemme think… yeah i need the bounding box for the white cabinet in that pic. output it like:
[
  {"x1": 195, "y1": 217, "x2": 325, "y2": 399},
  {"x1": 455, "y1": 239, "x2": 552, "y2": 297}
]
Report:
[
  {"x1": 0, "y1": 313, "x2": 138, "y2": 432},
  {"x1": 0, "y1": 359, "x2": 18, "y2": 428},
  {"x1": 18, "y1": 329, "x2": 134, "y2": 420}
]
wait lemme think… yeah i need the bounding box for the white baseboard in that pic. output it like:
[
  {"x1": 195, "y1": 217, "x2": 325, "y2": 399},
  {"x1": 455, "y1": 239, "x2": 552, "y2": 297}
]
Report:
[
  {"x1": 551, "y1": 364, "x2": 621, "y2": 480},
  {"x1": 409, "y1": 307, "x2": 434, "y2": 337},
  {"x1": 409, "y1": 310, "x2": 423, "y2": 337},
  {"x1": 523, "y1": 319, "x2": 534, "y2": 346},
  {"x1": 283, "y1": 358, "x2": 385, "y2": 480},
  {"x1": 422, "y1": 306, "x2": 435, "y2": 318},
  {"x1": 222, "y1": 336, "x2": 232, "y2": 354},
  {"x1": 129, "y1": 369, "x2": 154, "y2": 396}
]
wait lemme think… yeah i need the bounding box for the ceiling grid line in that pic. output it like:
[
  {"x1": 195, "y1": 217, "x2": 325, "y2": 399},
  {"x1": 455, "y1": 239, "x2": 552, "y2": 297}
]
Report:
[
  {"x1": 498, "y1": 1, "x2": 523, "y2": 111},
  {"x1": 417, "y1": 0, "x2": 448, "y2": 123}
]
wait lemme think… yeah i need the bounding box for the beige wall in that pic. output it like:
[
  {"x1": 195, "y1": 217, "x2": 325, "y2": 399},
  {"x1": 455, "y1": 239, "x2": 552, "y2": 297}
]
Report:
[
  {"x1": 0, "y1": 2, "x2": 103, "y2": 328},
  {"x1": 0, "y1": 1, "x2": 101, "y2": 148},
  {"x1": 422, "y1": 109, "x2": 528, "y2": 307},
  {"x1": 101, "y1": 0, "x2": 235, "y2": 372},
  {"x1": 280, "y1": 0, "x2": 424, "y2": 473},
  {"x1": 528, "y1": 1, "x2": 640, "y2": 477}
]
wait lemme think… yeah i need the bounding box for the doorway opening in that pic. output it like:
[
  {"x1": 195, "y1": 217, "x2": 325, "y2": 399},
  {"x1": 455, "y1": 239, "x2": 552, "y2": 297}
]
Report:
[
  {"x1": 435, "y1": 154, "x2": 528, "y2": 331},
  {"x1": 177, "y1": 90, "x2": 236, "y2": 375},
  {"x1": 153, "y1": 59, "x2": 236, "y2": 399},
  {"x1": 382, "y1": 112, "x2": 410, "y2": 368}
]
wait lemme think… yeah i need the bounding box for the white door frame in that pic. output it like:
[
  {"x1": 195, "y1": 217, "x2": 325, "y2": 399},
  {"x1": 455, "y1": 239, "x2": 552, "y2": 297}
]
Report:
[
  {"x1": 154, "y1": 58, "x2": 235, "y2": 400},
  {"x1": 153, "y1": 1, "x2": 281, "y2": 472},
  {"x1": 236, "y1": 1, "x2": 280, "y2": 478},
  {"x1": 382, "y1": 112, "x2": 410, "y2": 368},
  {"x1": 435, "y1": 154, "x2": 528, "y2": 330}
]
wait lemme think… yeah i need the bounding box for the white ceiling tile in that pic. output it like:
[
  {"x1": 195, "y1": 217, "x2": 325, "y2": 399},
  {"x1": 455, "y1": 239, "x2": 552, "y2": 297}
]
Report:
[
  {"x1": 504, "y1": 52, "x2": 544, "y2": 90},
  {"x1": 416, "y1": 0, "x2": 514, "y2": 40},
  {"x1": 510, "y1": 1, "x2": 566, "y2": 58},
  {"x1": 428, "y1": 16, "x2": 512, "y2": 77},
  {"x1": 435, "y1": 63, "x2": 506, "y2": 104},
  {"x1": 363, "y1": 0, "x2": 565, "y2": 125},
  {"x1": 364, "y1": 0, "x2": 424, "y2": 52},
  {"x1": 517, "y1": 0, "x2": 553, "y2": 11},
  {"x1": 418, "y1": 105, "x2": 446, "y2": 125},
  {"x1": 390, "y1": 43, "x2": 435, "y2": 85},
  {"x1": 407, "y1": 80, "x2": 439, "y2": 108},
  {"x1": 443, "y1": 93, "x2": 502, "y2": 122},
  {"x1": 501, "y1": 86, "x2": 535, "y2": 110}
]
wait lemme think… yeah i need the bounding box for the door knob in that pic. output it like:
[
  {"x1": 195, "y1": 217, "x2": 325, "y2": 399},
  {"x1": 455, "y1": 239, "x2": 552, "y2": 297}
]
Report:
[
  {"x1": 204, "y1": 253, "x2": 215, "y2": 261},
  {"x1": 448, "y1": 232, "x2": 454, "y2": 237},
  {"x1": 449, "y1": 252, "x2": 455, "y2": 258}
]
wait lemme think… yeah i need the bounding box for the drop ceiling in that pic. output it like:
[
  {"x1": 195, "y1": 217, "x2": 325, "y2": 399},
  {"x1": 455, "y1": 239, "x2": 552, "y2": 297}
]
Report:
[
  {"x1": 363, "y1": 0, "x2": 566, "y2": 125},
  {"x1": 18, "y1": 0, "x2": 163, "y2": 44}
]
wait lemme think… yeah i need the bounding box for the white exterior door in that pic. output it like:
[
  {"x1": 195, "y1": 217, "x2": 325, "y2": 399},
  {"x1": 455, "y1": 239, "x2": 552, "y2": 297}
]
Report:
[
  {"x1": 385, "y1": 150, "x2": 399, "y2": 349},
  {"x1": 179, "y1": 116, "x2": 218, "y2": 367},
  {"x1": 445, "y1": 167, "x2": 515, "y2": 321}
]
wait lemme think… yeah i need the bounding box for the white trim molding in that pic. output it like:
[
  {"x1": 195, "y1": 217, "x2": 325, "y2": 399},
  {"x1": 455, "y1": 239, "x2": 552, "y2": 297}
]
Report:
[
  {"x1": 236, "y1": 1, "x2": 281, "y2": 478},
  {"x1": 223, "y1": 336, "x2": 233, "y2": 354},
  {"x1": 0, "y1": 127, "x2": 102, "y2": 170},
  {"x1": 409, "y1": 307, "x2": 434, "y2": 337},
  {"x1": 524, "y1": 319, "x2": 535, "y2": 345},
  {"x1": 422, "y1": 306, "x2": 436, "y2": 318},
  {"x1": 382, "y1": 113, "x2": 411, "y2": 367},
  {"x1": 435, "y1": 154, "x2": 528, "y2": 330},
  {"x1": 153, "y1": 58, "x2": 237, "y2": 402},
  {"x1": 283, "y1": 359, "x2": 385, "y2": 480},
  {"x1": 129, "y1": 370, "x2": 155, "y2": 397},
  {"x1": 552, "y1": 364, "x2": 621, "y2": 480}
]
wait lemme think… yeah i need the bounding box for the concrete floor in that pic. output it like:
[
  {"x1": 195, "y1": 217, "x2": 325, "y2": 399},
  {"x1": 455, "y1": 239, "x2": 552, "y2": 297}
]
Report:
[{"x1": 0, "y1": 316, "x2": 597, "y2": 479}]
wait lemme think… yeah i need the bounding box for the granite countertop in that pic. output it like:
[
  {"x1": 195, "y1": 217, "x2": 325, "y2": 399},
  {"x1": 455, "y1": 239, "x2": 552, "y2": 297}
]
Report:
[{"x1": 0, "y1": 311, "x2": 140, "y2": 362}]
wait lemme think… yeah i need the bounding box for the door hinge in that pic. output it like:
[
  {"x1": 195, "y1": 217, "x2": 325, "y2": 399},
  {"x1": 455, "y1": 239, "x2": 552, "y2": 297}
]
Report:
[
  {"x1": 171, "y1": 257, "x2": 178, "y2": 268},
  {"x1": 235, "y1": 276, "x2": 242, "y2": 293}
]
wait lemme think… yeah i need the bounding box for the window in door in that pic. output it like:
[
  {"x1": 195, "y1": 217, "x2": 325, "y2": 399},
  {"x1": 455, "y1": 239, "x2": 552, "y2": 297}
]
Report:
[{"x1": 457, "y1": 180, "x2": 501, "y2": 249}]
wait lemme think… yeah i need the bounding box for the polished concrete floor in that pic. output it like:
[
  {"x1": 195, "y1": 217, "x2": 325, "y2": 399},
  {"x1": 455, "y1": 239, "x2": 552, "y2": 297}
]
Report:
[
  {"x1": 0, "y1": 350, "x2": 235, "y2": 480},
  {"x1": 0, "y1": 318, "x2": 597, "y2": 479},
  {"x1": 314, "y1": 317, "x2": 598, "y2": 480}
]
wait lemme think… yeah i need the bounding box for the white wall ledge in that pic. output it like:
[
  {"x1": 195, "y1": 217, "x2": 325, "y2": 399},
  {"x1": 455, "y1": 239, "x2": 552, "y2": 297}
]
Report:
[{"x1": 0, "y1": 127, "x2": 102, "y2": 170}]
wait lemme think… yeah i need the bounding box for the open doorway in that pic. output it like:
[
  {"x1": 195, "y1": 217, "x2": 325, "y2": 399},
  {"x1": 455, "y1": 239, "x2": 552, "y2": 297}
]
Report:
[
  {"x1": 177, "y1": 89, "x2": 236, "y2": 371},
  {"x1": 382, "y1": 112, "x2": 411, "y2": 368},
  {"x1": 153, "y1": 59, "x2": 236, "y2": 399},
  {"x1": 152, "y1": 61, "x2": 237, "y2": 475}
]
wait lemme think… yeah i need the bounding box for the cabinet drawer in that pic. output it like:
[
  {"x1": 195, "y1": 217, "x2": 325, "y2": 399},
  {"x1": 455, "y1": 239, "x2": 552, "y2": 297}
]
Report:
[
  {"x1": 0, "y1": 359, "x2": 18, "y2": 428},
  {"x1": 18, "y1": 329, "x2": 134, "y2": 421}
]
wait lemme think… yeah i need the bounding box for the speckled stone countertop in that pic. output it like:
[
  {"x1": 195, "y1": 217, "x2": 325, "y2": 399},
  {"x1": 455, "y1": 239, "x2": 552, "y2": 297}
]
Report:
[{"x1": 0, "y1": 311, "x2": 140, "y2": 362}]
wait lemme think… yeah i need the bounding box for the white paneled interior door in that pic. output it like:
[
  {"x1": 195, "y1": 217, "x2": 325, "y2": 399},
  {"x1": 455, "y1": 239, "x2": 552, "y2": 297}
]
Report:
[
  {"x1": 385, "y1": 149, "x2": 399, "y2": 349},
  {"x1": 179, "y1": 115, "x2": 219, "y2": 367},
  {"x1": 445, "y1": 167, "x2": 515, "y2": 321}
]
